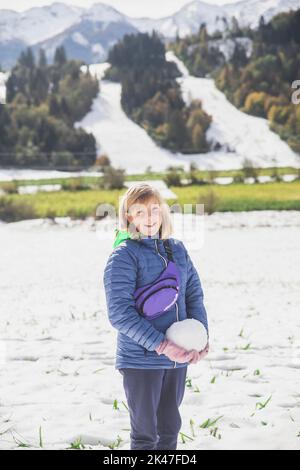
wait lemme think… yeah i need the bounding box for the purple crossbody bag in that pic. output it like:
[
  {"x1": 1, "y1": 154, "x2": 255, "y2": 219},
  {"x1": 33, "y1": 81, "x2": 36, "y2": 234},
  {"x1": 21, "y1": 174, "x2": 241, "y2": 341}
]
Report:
[{"x1": 133, "y1": 239, "x2": 180, "y2": 320}]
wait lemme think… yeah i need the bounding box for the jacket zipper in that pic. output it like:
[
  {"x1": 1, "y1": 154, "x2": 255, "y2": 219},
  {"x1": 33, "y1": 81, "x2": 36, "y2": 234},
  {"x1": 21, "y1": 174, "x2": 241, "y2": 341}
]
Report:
[
  {"x1": 174, "y1": 301, "x2": 179, "y2": 368},
  {"x1": 155, "y1": 239, "x2": 168, "y2": 268},
  {"x1": 155, "y1": 239, "x2": 177, "y2": 369}
]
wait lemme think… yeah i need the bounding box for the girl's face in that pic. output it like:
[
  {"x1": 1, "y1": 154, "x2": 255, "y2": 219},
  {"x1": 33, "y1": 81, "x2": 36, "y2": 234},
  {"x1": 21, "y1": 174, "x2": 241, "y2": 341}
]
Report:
[{"x1": 127, "y1": 197, "x2": 162, "y2": 237}]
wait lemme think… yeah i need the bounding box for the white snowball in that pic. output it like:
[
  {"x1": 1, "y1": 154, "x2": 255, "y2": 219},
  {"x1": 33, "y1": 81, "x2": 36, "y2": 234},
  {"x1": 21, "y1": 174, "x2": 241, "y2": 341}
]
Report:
[{"x1": 166, "y1": 319, "x2": 208, "y2": 352}]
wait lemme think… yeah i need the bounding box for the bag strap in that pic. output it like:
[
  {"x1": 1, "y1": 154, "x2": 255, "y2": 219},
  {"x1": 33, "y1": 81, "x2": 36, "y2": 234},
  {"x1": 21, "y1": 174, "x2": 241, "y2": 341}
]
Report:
[{"x1": 162, "y1": 239, "x2": 174, "y2": 262}]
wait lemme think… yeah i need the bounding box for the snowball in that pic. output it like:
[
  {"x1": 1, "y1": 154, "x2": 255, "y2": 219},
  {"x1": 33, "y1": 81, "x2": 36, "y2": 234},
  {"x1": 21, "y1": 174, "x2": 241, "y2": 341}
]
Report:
[{"x1": 166, "y1": 319, "x2": 208, "y2": 352}]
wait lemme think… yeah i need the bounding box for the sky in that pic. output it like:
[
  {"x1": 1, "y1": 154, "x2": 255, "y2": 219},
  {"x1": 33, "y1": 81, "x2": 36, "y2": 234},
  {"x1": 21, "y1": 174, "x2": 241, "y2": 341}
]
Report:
[{"x1": 0, "y1": 0, "x2": 240, "y2": 18}]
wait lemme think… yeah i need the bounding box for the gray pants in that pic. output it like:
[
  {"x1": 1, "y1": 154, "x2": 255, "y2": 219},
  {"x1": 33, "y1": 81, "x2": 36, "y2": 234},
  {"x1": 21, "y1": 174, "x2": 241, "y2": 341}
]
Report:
[{"x1": 119, "y1": 367, "x2": 188, "y2": 450}]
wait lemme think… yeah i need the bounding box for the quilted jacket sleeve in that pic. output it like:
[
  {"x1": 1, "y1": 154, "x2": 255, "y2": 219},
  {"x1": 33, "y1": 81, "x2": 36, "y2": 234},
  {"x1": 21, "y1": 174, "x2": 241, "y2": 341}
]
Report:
[
  {"x1": 103, "y1": 244, "x2": 165, "y2": 351},
  {"x1": 182, "y1": 242, "x2": 209, "y2": 336}
]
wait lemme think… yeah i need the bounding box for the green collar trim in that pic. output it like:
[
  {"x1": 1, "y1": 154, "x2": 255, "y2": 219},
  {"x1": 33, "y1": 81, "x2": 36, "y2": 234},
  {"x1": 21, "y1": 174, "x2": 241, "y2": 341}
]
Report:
[{"x1": 113, "y1": 229, "x2": 133, "y2": 248}]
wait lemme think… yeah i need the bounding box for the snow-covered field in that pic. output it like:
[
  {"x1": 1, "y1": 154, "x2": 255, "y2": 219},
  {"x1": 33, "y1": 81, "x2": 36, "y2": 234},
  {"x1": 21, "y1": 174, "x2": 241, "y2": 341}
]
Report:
[
  {"x1": 0, "y1": 168, "x2": 104, "y2": 183},
  {"x1": 0, "y1": 211, "x2": 299, "y2": 450}
]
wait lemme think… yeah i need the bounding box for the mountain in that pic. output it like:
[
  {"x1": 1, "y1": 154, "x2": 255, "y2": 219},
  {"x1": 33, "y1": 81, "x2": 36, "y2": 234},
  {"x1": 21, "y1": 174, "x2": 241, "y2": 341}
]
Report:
[
  {"x1": 32, "y1": 8, "x2": 139, "y2": 65},
  {"x1": 131, "y1": 1, "x2": 227, "y2": 37},
  {"x1": 132, "y1": 0, "x2": 300, "y2": 37},
  {"x1": 0, "y1": 2, "x2": 140, "y2": 68},
  {"x1": 1, "y1": 0, "x2": 300, "y2": 69},
  {"x1": 224, "y1": 0, "x2": 300, "y2": 29},
  {"x1": 0, "y1": 2, "x2": 83, "y2": 45}
]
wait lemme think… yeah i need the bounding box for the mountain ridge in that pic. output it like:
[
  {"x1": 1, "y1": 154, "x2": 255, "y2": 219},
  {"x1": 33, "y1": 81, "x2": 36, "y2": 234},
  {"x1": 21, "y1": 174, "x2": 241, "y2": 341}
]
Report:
[{"x1": 1, "y1": 0, "x2": 300, "y2": 69}]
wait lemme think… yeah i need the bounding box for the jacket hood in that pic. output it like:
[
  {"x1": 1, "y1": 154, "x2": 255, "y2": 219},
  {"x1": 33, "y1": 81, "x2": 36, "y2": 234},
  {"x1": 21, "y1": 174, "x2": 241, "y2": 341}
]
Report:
[
  {"x1": 113, "y1": 229, "x2": 133, "y2": 248},
  {"x1": 113, "y1": 228, "x2": 164, "y2": 249}
]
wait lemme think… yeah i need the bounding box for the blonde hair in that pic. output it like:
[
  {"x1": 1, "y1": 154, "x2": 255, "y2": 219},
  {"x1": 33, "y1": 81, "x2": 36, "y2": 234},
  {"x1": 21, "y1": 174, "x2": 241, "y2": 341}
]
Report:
[{"x1": 118, "y1": 183, "x2": 173, "y2": 240}]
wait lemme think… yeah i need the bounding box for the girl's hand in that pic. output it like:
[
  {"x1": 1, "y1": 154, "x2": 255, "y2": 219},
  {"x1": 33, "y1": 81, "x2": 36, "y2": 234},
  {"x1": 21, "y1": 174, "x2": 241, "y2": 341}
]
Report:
[
  {"x1": 188, "y1": 342, "x2": 209, "y2": 364},
  {"x1": 155, "y1": 339, "x2": 195, "y2": 363}
]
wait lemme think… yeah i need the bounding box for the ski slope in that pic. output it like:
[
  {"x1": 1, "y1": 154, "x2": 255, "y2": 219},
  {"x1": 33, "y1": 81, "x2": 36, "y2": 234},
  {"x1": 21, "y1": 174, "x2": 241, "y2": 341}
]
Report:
[
  {"x1": 77, "y1": 54, "x2": 300, "y2": 174},
  {"x1": 77, "y1": 63, "x2": 193, "y2": 174},
  {"x1": 167, "y1": 51, "x2": 300, "y2": 170},
  {"x1": 1, "y1": 54, "x2": 299, "y2": 179}
]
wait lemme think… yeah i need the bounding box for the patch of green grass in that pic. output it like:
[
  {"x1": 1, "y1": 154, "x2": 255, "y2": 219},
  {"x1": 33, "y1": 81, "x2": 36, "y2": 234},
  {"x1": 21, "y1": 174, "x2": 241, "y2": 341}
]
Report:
[
  {"x1": 200, "y1": 416, "x2": 223, "y2": 429},
  {"x1": 108, "y1": 435, "x2": 123, "y2": 449},
  {"x1": 256, "y1": 396, "x2": 272, "y2": 410},
  {"x1": 172, "y1": 180, "x2": 300, "y2": 213},
  {"x1": 67, "y1": 437, "x2": 85, "y2": 450},
  {"x1": 113, "y1": 399, "x2": 119, "y2": 410},
  {"x1": 179, "y1": 432, "x2": 194, "y2": 444},
  {"x1": 0, "y1": 188, "x2": 124, "y2": 220},
  {"x1": 241, "y1": 343, "x2": 252, "y2": 351},
  {"x1": 1, "y1": 180, "x2": 300, "y2": 222},
  {"x1": 39, "y1": 426, "x2": 43, "y2": 448}
]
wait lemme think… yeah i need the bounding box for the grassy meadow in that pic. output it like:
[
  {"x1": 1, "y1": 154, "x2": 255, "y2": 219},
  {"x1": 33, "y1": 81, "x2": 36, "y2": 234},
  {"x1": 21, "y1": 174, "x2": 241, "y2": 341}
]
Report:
[{"x1": 0, "y1": 173, "x2": 300, "y2": 222}]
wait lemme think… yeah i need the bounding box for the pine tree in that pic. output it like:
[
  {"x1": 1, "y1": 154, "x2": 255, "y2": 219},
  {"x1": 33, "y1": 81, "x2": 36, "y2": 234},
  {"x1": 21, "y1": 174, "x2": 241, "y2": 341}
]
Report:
[
  {"x1": 54, "y1": 46, "x2": 67, "y2": 67},
  {"x1": 38, "y1": 48, "x2": 47, "y2": 68}
]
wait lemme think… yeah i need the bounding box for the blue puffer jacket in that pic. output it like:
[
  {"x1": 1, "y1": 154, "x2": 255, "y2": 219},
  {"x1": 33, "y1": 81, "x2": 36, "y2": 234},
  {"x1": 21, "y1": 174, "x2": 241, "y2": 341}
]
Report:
[{"x1": 103, "y1": 235, "x2": 209, "y2": 370}]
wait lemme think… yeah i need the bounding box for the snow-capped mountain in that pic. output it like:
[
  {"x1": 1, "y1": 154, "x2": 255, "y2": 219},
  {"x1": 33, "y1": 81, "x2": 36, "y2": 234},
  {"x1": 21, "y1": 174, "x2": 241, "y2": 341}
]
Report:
[
  {"x1": 32, "y1": 16, "x2": 139, "y2": 65},
  {"x1": 225, "y1": 0, "x2": 300, "y2": 29},
  {"x1": 0, "y1": 2, "x2": 83, "y2": 45},
  {"x1": 133, "y1": 0, "x2": 300, "y2": 37},
  {"x1": 0, "y1": 2, "x2": 138, "y2": 68},
  {"x1": 1, "y1": 0, "x2": 300, "y2": 69},
  {"x1": 131, "y1": 1, "x2": 227, "y2": 37}
]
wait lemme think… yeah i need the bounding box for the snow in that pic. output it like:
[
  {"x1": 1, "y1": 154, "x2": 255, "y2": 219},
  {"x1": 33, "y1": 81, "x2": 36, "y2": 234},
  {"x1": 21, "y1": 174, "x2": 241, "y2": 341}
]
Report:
[
  {"x1": 131, "y1": 0, "x2": 300, "y2": 38},
  {"x1": 206, "y1": 37, "x2": 253, "y2": 62},
  {"x1": 1, "y1": 49, "x2": 300, "y2": 180},
  {"x1": 167, "y1": 51, "x2": 300, "y2": 170},
  {"x1": 76, "y1": 55, "x2": 300, "y2": 174},
  {"x1": 76, "y1": 66, "x2": 193, "y2": 174},
  {"x1": 82, "y1": 3, "x2": 126, "y2": 24},
  {"x1": 1, "y1": 0, "x2": 300, "y2": 50},
  {"x1": 72, "y1": 32, "x2": 89, "y2": 47},
  {"x1": 0, "y1": 168, "x2": 103, "y2": 183},
  {"x1": 0, "y1": 71, "x2": 9, "y2": 104},
  {"x1": 91, "y1": 43, "x2": 106, "y2": 58},
  {"x1": 0, "y1": 210, "x2": 299, "y2": 450},
  {"x1": 80, "y1": 62, "x2": 110, "y2": 81},
  {"x1": 17, "y1": 184, "x2": 62, "y2": 195},
  {"x1": 0, "y1": 3, "x2": 83, "y2": 45},
  {"x1": 131, "y1": 1, "x2": 227, "y2": 37},
  {"x1": 226, "y1": 0, "x2": 300, "y2": 30},
  {"x1": 166, "y1": 319, "x2": 208, "y2": 352}
]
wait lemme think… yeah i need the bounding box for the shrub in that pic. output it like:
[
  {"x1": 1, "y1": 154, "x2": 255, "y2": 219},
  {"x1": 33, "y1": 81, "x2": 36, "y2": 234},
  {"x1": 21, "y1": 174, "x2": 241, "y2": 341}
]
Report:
[
  {"x1": 233, "y1": 173, "x2": 245, "y2": 183},
  {"x1": 0, "y1": 198, "x2": 37, "y2": 222},
  {"x1": 1, "y1": 181, "x2": 19, "y2": 194},
  {"x1": 61, "y1": 178, "x2": 90, "y2": 191},
  {"x1": 95, "y1": 154, "x2": 111, "y2": 169},
  {"x1": 242, "y1": 158, "x2": 259, "y2": 182},
  {"x1": 197, "y1": 189, "x2": 220, "y2": 215},
  {"x1": 164, "y1": 171, "x2": 182, "y2": 187},
  {"x1": 102, "y1": 166, "x2": 125, "y2": 190}
]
